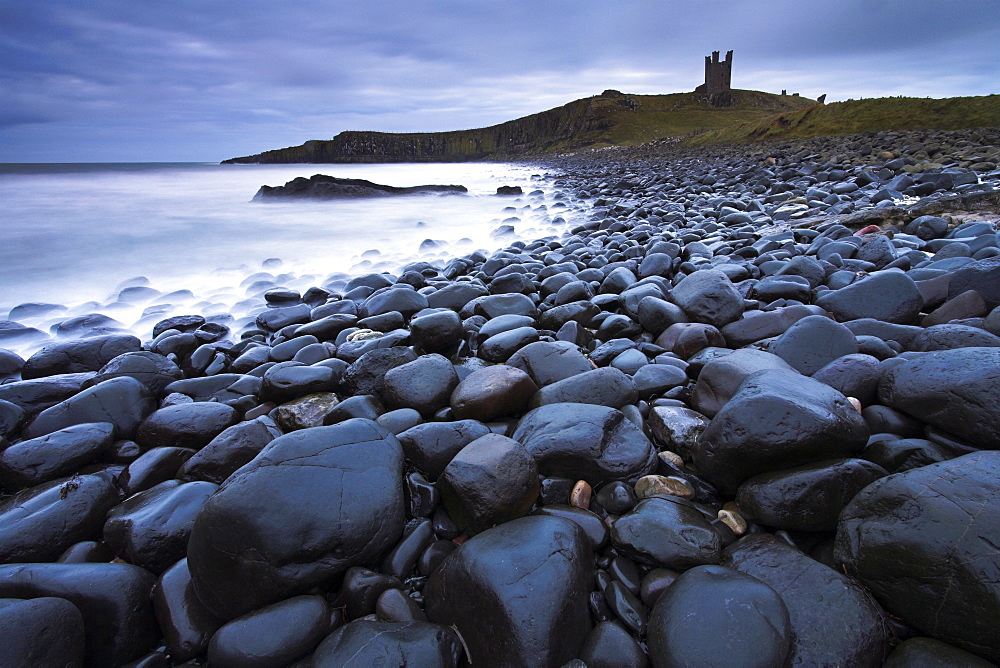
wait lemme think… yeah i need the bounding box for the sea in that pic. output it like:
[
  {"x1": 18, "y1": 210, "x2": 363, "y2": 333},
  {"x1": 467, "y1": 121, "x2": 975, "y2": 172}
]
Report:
[{"x1": 0, "y1": 161, "x2": 589, "y2": 357}]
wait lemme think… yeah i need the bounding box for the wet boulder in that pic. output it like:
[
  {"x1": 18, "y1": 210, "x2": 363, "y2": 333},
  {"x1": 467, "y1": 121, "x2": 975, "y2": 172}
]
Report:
[
  {"x1": 0, "y1": 473, "x2": 120, "y2": 563},
  {"x1": 610, "y1": 496, "x2": 722, "y2": 569},
  {"x1": 0, "y1": 562, "x2": 160, "y2": 666},
  {"x1": 836, "y1": 451, "x2": 1000, "y2": 662},
  {"x1": 450, "y1": 364, "x2": 537, "y2": 422},
  {"x1": 135, "y1": 402, "x2": 239, "y2": 451},
  {"x1": 339, "y1": 347, "x2": 417, "y2": 397},
  {"x1": 883, "y1": 637, "x2": 995, "y2": 667},
  {"x1": 0, "y1": 421, "x2": 115, "y2": 490},
  {"x1": 0, "y1": 373, "x2": 96, "y2": 418},
  {"x1": 21, "y1": 334, "x2": 142, "y2": 379},
  {"x1": 811, "y1": 353, "x2": 883, "y2": 406},
  {"x1": 208, "y1": 594, "x2": 330, "y2": 667},
  {"x1": 312, "y1": 620, "x2": 463, "y2": 667},
  {"x1": 877, "y1": 347, "x2": 1000, "y2": 448},
  {"x1": 769, "y1": 314, "x2": 858, "y2": 375},
  {"x1": 815, "y1": 270, "x2": 923, "y2": 324},
  {"x1": 104, "y1": 480, "x2": 218, "y2": 574},
  {"x1": 409, "y1": 310, "x2": 463, "y2": 353},
  {"x1": 506, "y1": 340, "x2": 592, "y2": 386},
  {"x1": 85, "y1": 351, "x2": 183, "y2": 396},
  {"x1": 397, "y1": 419, "x2": 491, "y2": 479},
  {"x1": 689, "y1": 349, "x2": 794, "y2": 418},
  {"x1": 0, "y1": 596, "x2": 86, "y2": 667},
  {"x1": 151, "y1": 559, "x2": 223, "y2": 663},
  {"x1": 724, "y1": 533, "x2": 891, "y2": 667},
  {"x1": 120, "y1": 446, "x2": 196, "y2": 496},
  {"x1": 736, "y1": 458, "x2": 887, "y2": 531},
  {"x1": 22, "y1": 376, "x2": 154, "y2": 440},
  {"x1": 648, "y1": 565, "x2": 790, "y2": 668},
  {"x1": 513, "y1": 402, "x2": 656, "y2": 484},
  {"x1": 382, "y1": 354, "x2": 459, "y2": 416},
  {"x1": 187, "y1": 419, "x2": 405, "y2": 619},
  {"x1": 177, "y1": 417, "x2": 281, "y2": 484},
  {"x1": 425, "y1": 515, "x2": 592, "y2": 667},
  {"x1": 437, "y1": 433, "x2": 539, "y2": 535},
  {"x1": 529, "y1": 366, "x2": 638, "y2": 409},
  {"x1": 670, "y1": 269, "x2": 744, "y2": 328},
  {"x1": 691, "y1": 369, "x2": 869, "y2": 495}
]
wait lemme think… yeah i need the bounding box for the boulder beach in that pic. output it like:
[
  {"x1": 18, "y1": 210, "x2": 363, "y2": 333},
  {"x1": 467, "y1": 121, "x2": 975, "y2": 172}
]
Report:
[{"x1": 2, "y1": 124, "x2": 1000, "y2": 665}]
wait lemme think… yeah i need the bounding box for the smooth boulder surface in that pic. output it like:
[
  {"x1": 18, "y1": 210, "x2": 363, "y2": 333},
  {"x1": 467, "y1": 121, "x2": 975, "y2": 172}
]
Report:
[
  {"x1": 436, "y1": 433, "x2": 539, "y2": 535},
  {"x1": 689, "y1": 349, "x2": 794, "y2": 418},
  {"x1": 670, "y1": 269, "x2": 744, "y2": 328},
  {"x1": 21, "y1": 334, "x2": 142, "y2": 379},
  {"x1": 312, "y1": 620, "x2": 463, "y2": 668},
  {"x1": 0, "y1": 421, "x2": 115, "y2": 490},
  {"x1": 177, "y1": 416, "x2": 281, "y2": 483},
  {"x1": 22, "y1": 376, "x2": 154, "y2": 439},
  {"x1": 647, "y1": 565, "x2": 791, "y2": 668},
  {"x1": 135, "y1": 401, "x2": 240, "y2": 450},
  {"x1": 877, "y1": 347, "x2": 1000, "y2": 448},
  {"x1": 425, "y1": 515, "x2": 592, "y2": 667},
  {"x1": 815, "y1": 270, "x2": 923, "y2": 324},
  {"x1": 836, "y1": 451, "x2": 1000, "y2": 662},
  {"x1": 450, "y1": 364, "x2": 537, "y2": 422},
  {"x1": 0, "y1": 562, "x2": 159, "y2": 666},
  {"x1": 150, "y1": 558, "x2": 222, "y2": 663},
  {"x1": 512, "y1": 402, "x2": 657, "y2": 484},
  {"x1": 0, "y1": 473, "x2": 120, "y2": 563},
  {"x1": 736, "y1": 458, "x2": 887, "y2": 531},
  {"x1": 723, "y1": 533, "x2": 891, "y2": 667},
  {"x1": 0, "y1": 596, "x2": 86, "y2": 667},
  {"x1": 207, "y1": 594, "x2": 330, "y2": 667},
  {"x1": 610, "y1": 496, "x2": 722, "y2": 569},
  {"x1": 187, "y1": 419, "x2": 405, "y2": 619},
  {"x1": 397, "y1": 419, "x2": 491, "y2": 479},
  {"x1": 769, "y1": 314, "x2": 858, "y2": 375},
  {"x1": 692, "y1": 368, "x2": 869, "y2": 495},
  {"x1": 104, "y1": 479, "x2": 218, "y2": 573}
]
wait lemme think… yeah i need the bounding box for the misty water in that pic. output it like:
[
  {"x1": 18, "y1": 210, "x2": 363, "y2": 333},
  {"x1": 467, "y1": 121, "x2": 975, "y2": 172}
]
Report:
[{"x1": 0, "y1": 162, "x2": 588, "y2": 357}]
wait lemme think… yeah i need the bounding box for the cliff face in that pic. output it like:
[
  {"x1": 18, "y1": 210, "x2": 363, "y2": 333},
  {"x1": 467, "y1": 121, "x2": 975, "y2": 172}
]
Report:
[{"x1": 223, "y1": 90, "x2": 814, "y2": 164}]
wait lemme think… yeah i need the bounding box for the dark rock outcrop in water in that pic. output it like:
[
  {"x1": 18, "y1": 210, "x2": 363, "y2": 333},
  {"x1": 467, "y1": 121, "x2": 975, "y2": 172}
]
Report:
[
  {"x1": 253, "y1": 174, "x2": 468, "y2": 200},
  {"x1": 2, "y1": 125, "x2": 1000, "y2": 665}
]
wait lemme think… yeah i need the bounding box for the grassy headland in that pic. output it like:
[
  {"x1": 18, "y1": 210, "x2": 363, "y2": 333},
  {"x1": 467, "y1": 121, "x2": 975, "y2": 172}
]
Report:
[
  {"x1": 686, "y1": 94, "x2": 1000, "y2": 145},
  {"x1": 223, "y1": 90, "x2": 814, "y2": 163},
  {"x1": 223, "y1": 91, "x2": 998, "y2": 164}
]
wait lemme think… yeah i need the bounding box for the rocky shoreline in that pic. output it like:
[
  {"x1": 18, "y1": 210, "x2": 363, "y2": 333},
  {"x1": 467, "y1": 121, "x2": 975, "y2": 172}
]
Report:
[{"x1": 2, "y1": 126, "x2": 1000, "y2": 666}]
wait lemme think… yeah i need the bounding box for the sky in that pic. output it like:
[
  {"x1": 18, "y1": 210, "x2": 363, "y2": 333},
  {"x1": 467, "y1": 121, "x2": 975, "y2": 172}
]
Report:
[{"x1": 1, "y1": 0, "x2": 998, "y2": 162}]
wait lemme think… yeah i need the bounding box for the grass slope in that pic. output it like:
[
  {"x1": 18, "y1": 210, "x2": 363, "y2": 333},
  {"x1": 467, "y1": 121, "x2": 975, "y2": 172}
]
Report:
[
  {"x1": 687, "y1": 94, "x2": 1000, "y2": 145},
  {"x1": 223, "y1": 90, "x2": 814, "y2": 163}
]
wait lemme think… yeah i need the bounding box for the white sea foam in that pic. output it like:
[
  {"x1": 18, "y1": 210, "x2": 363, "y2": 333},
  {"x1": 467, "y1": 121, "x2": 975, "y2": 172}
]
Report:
[{"x1": 0, "y1": 161, "x2": 588, "y2": 357}]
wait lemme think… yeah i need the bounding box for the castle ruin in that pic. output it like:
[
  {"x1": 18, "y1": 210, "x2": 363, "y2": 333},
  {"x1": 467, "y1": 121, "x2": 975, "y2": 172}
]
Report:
[{"x1": 695, "y1": 50, "x2": 734, "y2": 107}]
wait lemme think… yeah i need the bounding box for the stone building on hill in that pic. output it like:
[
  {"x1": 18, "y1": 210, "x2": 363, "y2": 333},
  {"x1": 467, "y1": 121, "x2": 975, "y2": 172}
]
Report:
[{"x1": 695, "y1": 50, "x2": 734, "y2": 107}]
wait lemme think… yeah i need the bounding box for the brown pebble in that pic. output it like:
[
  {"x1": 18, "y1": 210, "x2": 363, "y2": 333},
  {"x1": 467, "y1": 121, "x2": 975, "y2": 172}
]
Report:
[
  {"x1": 718, "y1": 509, "x2": 748, "y2": 535},
  {"x1": 658, "y1": 451, "x2": 684, "y2": 468},
  {"x1": 847, "y1": 397, "x2": 862, "y2": 413},
  {"x1": 570, "y1": 480, "x2": 592, "y2": 509},
  {"x1": 452, "y1": 535, "x2": 469, "y2": 545},
  {"x1": 634, "y1": 474, "x2": 695, "y2": 500}
]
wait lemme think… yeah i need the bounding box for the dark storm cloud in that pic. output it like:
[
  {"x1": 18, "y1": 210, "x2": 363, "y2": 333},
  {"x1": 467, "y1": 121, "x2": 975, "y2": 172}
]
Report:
[{"x1": 1, "y1": 0, "x2": 997, "y2": 161}]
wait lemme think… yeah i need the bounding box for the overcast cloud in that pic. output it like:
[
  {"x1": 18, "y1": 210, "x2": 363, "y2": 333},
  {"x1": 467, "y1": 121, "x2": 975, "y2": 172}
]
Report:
[{"x1": 1, "y1": 0, "x2": 997, "y2": 161}]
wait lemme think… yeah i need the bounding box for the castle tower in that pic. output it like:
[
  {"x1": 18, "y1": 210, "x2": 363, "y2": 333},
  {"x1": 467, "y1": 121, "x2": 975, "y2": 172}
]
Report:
[
  {"x1": 703, "y1": 50, "x2": 732, "y2": 95},
  {"x1": 696, "y1": 50, "x2": 733, "y2": 107}
]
